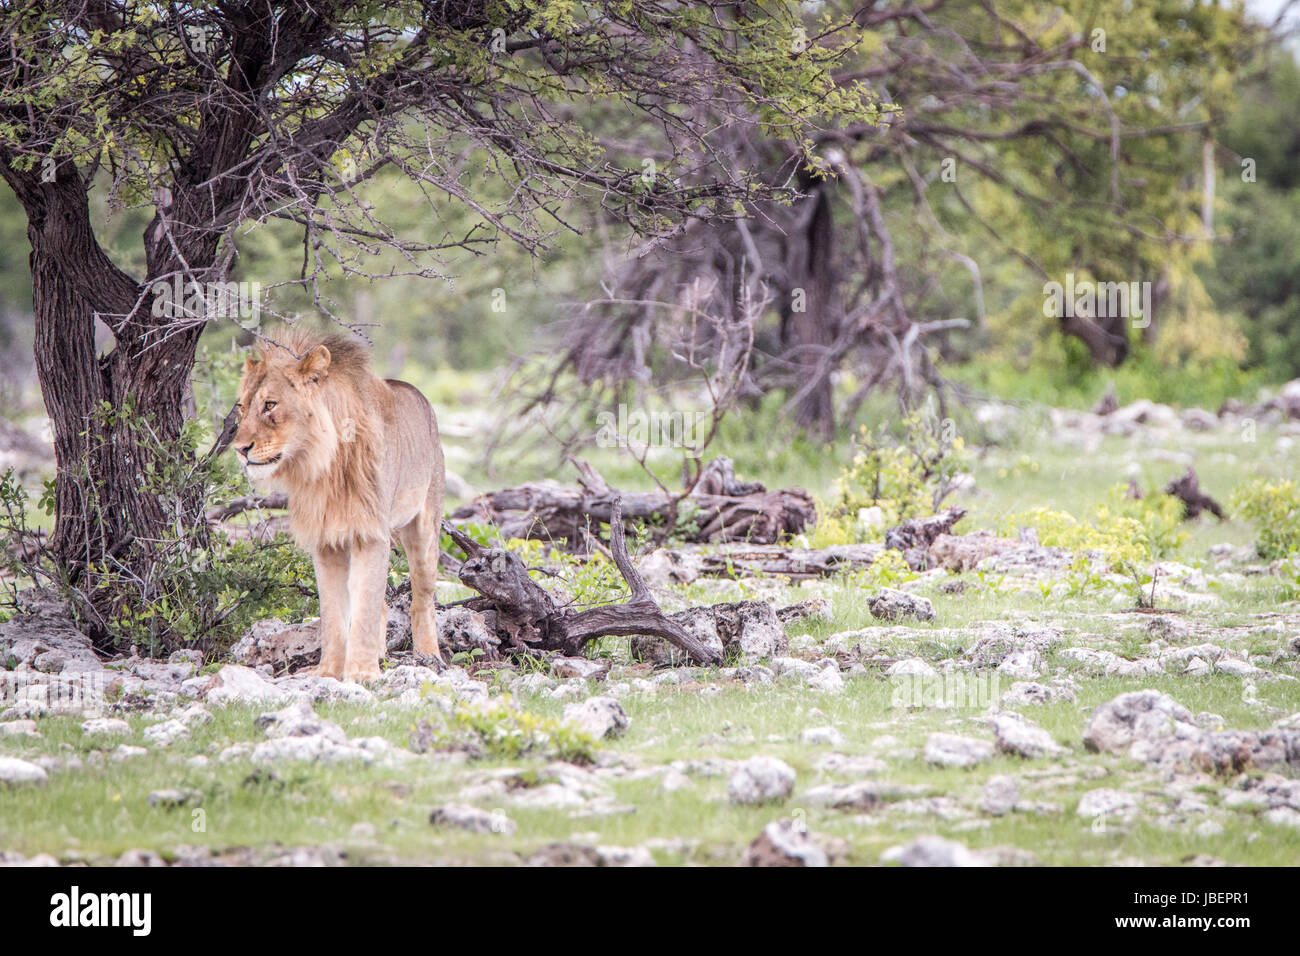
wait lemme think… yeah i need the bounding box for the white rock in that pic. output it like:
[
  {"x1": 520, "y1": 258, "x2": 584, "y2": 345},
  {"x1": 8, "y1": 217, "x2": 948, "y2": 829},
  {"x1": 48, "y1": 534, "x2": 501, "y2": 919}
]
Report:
[
  {"x1": 515, "y1": 672, "x2": 558, "y2": 695},
  {"x1": 430, "y1": 804, "x2": 516, "y2": 835},
  {"x1": 744, "y1": 819, "x2": 828, "y2": 867},
  {"x1": 808, "y1": 666, "x2": 845, "y2": 694},
  {"x1": 727, "y1": 756, "x2": 796, "y2": 805},
  {"x1": 981, "y1": 775, "x2": 1020, "y2": 816},
  {"x1": 563, "y1": 696, "x2": 630, "y2": 739},
  {"x1": 595, "y1": 845, "x2": 657, "y2": 867},
  {"x1": 997, "y1": 648, "x2": 1045, "y2": 680},
  {"x1": 1263, "y1": 807, "x2": 1300, "y2": 828},
  {"x1": 251, "y1": 735, "x2": 373, "y2": 766},
  {"x1": 0, "y1": 720, "x2": 41, "y2": 738},
  {"x1": 883, "y1": 835, "x2": 978, "y2": 867},
  {"x1": 990, "y1": 714, "x2": 1065, "y2": 759},
  {"x1": 552, "y1": 657, "x2": 607, "y2": 680},
  {"x1": 255, "y1": 696, "x2": 346, "y2": 743},
  {"x1": 886, "y1": 658, "x2": 937, "y2": 678},
  {"x1": 0, "y1": 756, "x2": 47, "y2": 786},
  {"x1": 869, "y1": 588, "x2": 935, "y2": 623},
  {"x1": 801, "y1": 726, "x2": 846, "y2": 747},
  {"x1": 80, "y1": 717, "x2": 131, "y2": 736},
  {"x1": 1076, "y1": 788, "x2": 1140, "y2": 819},
  {"x1": 204, "y1": 665, "x2": 289, "y2": 706},
  {"x1": 924, "y1": 733, "x2": 993, "y2": 768},
  {"x1": 1215, "y1": 658, "x2": 1266, "y2": 678},
  {"x1": 771, "y1": 657, "x2": 821, "y2": 679},
  {"x1": 143, "y1": 719, "x2": 189, "y2": 747},
  {"x1": 1082, "y1": 689, "x2": 1192, "y2": 754}
]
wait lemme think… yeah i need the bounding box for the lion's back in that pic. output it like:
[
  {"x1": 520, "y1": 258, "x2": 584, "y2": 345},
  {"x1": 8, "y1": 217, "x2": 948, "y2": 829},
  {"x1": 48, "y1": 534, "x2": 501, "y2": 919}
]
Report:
[{"x1": 382, "y1": 378, "x2": 444, "y2": 492}]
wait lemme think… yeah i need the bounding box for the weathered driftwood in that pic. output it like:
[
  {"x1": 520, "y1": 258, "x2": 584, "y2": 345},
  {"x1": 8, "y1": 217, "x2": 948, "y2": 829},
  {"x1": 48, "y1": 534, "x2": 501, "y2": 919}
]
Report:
[
  {"x1": 656, "y1": 542, "x2": 886, "y2": 580},
  {"x1": 1164, "y1": 467, "x2": 1226, "y2": 520},
  {"x1": 450, "y1": 457, "x2": 814, "y2": 548},
  {"x1": 441, "y1": 497, "x2": 723, "y2": 664},
  {"x1": 884, "y1": 507, "x2": 967, "y2": 570}
]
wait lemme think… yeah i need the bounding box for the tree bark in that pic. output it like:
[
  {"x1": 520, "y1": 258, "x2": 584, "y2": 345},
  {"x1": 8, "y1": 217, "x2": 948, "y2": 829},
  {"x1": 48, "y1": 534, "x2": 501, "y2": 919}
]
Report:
[
  {"x1": 7, "y1": 160, "x2": 212, "y2": 642},
  {"x1": 784, "y1": 181, "x2": 839, "y2": 440}
]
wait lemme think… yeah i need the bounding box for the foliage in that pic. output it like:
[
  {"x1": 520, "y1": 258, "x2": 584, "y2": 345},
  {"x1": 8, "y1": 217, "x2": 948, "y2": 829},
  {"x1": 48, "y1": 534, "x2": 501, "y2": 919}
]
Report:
[
  {"x1": 0, "y1": 396, "x2": 317, "y2": 655},
  {"x1": 411, "y1": 698, "x2": 595, "y2": 764},
  {"x1": 998, "y1": 484, "x2": 1185, "y2": 569},
  {"x1": 1275, "y1": 553, "x2": 1300, "y2": 603},
  {"x1": 853, "y1": 548, "x2": 917, "y2": 590},
  {"x1": 947, "y1": 340, "x2": 1270, "y2": 412},
  {"x1": 1200, "y1": 50, "x2": 1300, "y2": 382},
  {"x1": 824, "y1": 402, "x2": 968, "y2": 539},
  {"x1": 997, "y1": 508, "x2": 1138, "y2": 569},
  {"x1": 1231, "y1": 479, "x2": 1300, "y2": 561},
  {"x1": 1096, "y1": 485, "x2": 1188, "y2": 561}
]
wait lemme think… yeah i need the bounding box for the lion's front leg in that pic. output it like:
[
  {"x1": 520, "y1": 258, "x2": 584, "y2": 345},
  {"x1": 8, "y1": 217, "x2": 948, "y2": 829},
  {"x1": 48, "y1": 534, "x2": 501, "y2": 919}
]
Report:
[
  {"x1": 342, "y1": 539, "x2": 390, "y2": 683},
  {"x1": 313, "y1": 546, "x2": 351, "y2": 679}
]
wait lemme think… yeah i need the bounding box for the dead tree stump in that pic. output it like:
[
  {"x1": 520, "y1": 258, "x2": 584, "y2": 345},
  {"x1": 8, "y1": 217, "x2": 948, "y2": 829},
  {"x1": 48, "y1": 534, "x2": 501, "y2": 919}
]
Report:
[{"x1": 441, "y1": 497, "x2": 723, "y2": 665}]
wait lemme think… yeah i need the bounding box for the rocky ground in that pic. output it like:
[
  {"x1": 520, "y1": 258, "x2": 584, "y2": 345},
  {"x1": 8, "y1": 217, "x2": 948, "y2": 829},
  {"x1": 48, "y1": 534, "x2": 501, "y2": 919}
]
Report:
[
  {"x1": 1, "y1": 534, "x2": 1298, "y2": 867},
  {"x1": 1, "y1": 390, "x2": 1299, "y2": 866}
]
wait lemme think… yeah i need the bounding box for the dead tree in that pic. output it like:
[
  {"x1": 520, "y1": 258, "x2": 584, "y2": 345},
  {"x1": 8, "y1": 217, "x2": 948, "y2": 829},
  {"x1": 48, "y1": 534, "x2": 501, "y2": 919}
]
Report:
[
  {"x1": 525, "y1": 1, "x2": 1265, "y2": 438},
  {"x1": 441, "y1": 498, "x2": 722, "y2": 665}
]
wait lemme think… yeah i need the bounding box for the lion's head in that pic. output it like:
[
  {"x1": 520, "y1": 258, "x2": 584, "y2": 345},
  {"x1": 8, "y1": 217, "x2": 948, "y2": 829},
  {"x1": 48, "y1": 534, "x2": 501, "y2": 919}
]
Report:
[{"x1": 232, "y1": 327, "x2": 374, "y2": 489}]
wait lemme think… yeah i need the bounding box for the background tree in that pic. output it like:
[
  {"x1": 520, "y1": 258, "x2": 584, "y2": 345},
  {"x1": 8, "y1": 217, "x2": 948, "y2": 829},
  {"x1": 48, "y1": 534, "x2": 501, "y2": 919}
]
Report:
[
  {"x1": 1202, "y1": 46, "x2": 1300, "y2": 382},
  {"x1": 537, "y1": 0, "x2": 1263, "y2": 439}
]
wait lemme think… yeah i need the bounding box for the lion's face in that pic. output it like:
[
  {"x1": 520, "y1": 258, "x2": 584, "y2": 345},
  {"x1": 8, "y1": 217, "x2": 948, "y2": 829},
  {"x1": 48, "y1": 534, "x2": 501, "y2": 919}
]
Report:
[{"x1": 232, "y1": 345, "x2": 332, "y2": 482}]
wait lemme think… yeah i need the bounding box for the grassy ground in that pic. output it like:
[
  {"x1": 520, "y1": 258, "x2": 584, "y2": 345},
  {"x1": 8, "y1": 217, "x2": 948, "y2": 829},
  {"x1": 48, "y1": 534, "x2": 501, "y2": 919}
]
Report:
[
  {"x1": 1, "y1": 657, "x2": 1296, "y2": 866},
  {"x1": 2, "y1": 372, "x2": 1299, "y2": 866}
]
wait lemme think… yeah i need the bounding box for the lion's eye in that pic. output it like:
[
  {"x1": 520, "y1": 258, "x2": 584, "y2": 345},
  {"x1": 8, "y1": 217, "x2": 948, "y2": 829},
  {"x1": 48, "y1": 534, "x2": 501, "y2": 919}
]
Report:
[{"x1": 263, "y1": 401, "x2": 277, "y2": 413}]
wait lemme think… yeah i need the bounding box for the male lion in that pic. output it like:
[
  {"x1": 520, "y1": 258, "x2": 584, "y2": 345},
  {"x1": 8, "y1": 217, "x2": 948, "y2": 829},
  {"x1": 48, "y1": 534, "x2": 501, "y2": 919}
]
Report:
[{"x1": 231, "y1": 327, "x2": 445, "y2": 681}]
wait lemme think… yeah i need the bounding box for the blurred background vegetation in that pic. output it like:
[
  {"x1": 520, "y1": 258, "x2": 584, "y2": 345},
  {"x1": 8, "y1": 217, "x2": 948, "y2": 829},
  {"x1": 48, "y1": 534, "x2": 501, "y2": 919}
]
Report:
[{"x1": 0, "y1": 2, "x2": 1297, "y2": 442}]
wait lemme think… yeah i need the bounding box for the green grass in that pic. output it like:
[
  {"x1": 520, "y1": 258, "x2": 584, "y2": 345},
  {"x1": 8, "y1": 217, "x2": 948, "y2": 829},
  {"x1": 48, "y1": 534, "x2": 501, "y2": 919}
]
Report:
[
  {"x1": 3, "y1": 372, "x2": 1300, "y2": 866},
  {"x1": 3, "y1": 664, "x2": 1297, "y2": 865}
]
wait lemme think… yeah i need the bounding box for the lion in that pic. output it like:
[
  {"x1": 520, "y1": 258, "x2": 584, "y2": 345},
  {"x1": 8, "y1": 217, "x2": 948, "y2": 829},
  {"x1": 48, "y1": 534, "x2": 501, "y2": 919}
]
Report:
[{"x1": 230, "y1": 326, "x2": 445, "y2": 681}]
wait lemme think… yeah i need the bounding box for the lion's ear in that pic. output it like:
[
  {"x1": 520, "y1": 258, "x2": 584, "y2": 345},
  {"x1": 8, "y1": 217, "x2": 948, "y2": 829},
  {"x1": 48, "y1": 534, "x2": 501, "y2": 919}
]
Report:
[
  {"x1": 243, "y1": 355, "x2": 260, "y2": 376},
  {"x1": 297, "y1": 345, "x2": 331, "y2": 383}
]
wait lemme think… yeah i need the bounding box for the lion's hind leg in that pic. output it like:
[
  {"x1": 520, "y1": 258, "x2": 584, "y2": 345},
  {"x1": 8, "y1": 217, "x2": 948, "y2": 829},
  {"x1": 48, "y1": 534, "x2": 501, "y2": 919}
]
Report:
[{"x1": 398, "y1": 487, "x2": 443, "y2": 663}]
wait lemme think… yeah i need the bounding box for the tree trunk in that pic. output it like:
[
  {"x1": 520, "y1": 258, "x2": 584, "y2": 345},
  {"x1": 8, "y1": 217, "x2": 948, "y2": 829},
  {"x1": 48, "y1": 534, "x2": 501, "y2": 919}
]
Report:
[
  {"x1": 14, "y1": 164, "x2": 210, "y2": 644},
  {"x1": 784, "y1": 182, "x2": 838, "y2": 440},
  {"x1": 1058, "y1": 312, "x2": 1128, "y2": 368}
]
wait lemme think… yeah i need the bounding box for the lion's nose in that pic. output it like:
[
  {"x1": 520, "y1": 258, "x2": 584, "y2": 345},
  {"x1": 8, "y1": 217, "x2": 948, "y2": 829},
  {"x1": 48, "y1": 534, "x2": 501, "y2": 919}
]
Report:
[{"x1": 238, "y1": 443, "x2": 254, "y2": 458}]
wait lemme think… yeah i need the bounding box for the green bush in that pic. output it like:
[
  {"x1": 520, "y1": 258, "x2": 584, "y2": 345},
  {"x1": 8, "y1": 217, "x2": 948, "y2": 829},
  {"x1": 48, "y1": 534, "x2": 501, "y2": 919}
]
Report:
[
  {"x1": 0, "y1": 390, "x2": 318, "y2": 655},
  {"x1": 1231, "y1": 479, "x2": 1300, "y2": 560},
  {"x1": 818, "y1": 402, "x2": 968, "y2": 544},
  {"x1": 997, "y1": 484, "x2": 1186, "y2": 569}
]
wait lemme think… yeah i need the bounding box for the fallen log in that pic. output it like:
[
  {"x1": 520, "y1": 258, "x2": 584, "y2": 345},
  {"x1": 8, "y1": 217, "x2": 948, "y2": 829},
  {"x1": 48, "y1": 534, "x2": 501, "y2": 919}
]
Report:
[
  {"x1": 450, "y1": 456, "x2": 814, "y2": 548},
  {"x1": 641, "y1": 542, "x2": 885, "y2": 582},
  {"x1": 441, "y1": 497, "x2": 723, "y2": 664},
  {"x1": 885, "y1": 507, "x2": 967, "y2": 570}
]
